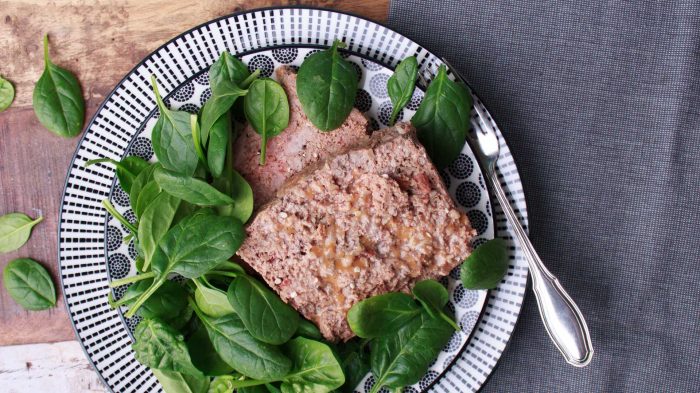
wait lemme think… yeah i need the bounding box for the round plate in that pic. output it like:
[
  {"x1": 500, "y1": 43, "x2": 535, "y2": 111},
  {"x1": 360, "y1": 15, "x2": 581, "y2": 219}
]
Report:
[{"x1": 58, "y1": 7, "x2": 528, "y2": 393}]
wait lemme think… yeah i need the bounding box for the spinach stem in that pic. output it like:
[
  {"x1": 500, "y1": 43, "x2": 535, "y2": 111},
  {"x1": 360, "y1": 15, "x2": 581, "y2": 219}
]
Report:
[
  {"x1": 84, "y1": 157, "x2": 119, "y2": 168},
  {"x1": 190, "y1": 114, "x2": 208, "y2": 169},
  {"x1": 241, "y1": 69, "x2": 261, "y2": 89},
  {"x1": 102, "y1": 200, "x2": 138, "y2": 234},
  {"x1": 440, "y1": 311, "x2": 461, "y2": 331},
  {"x1": 43, "y1": 34, "x2": 49, "y2": 67},
  {"x1": 226, "y1": 378, "x2": 274, "y2": 389},
  {"x1": 109, "y1": 271, "x2": 154, "y2": 288},
  {"x1": 206, "y1": 270, "x2": 239, "y2": 279},
  {"x1": 259, "y1": 132, "x2": 267, "y2": 165},
  {"x1": 124, "y1": 277, "x2": 165, "y2": 318}
]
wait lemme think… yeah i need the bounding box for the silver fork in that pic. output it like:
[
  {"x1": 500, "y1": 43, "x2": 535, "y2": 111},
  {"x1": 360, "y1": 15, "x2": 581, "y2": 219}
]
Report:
[{"x1": 443, "y1": 61, "x2": 594, "y2": 367}]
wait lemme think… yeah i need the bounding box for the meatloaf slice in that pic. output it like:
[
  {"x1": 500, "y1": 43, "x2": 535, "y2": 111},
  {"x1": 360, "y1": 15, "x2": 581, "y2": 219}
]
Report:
[
  {"x1": 237, "y1": 122, "x2": 477, "y2": 342},
  {"x1": 233, "y1": 66, "x2": 370, "y2": 208}
]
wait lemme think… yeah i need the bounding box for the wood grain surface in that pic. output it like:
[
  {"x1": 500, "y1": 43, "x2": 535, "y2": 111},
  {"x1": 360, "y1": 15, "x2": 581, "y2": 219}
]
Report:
[{"x1": 0, "y1": 0, "x2": 389, "y2": 346}]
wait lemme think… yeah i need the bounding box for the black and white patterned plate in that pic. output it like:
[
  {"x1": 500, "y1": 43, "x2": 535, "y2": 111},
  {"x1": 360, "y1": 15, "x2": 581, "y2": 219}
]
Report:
[{"x1": 58, "y1": 7, "x2": 528, "y2": 393}]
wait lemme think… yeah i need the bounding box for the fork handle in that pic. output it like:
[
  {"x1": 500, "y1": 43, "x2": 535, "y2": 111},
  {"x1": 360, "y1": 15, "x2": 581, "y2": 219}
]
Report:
[{"x1": 488, "y1": 174, "x2": 594, "y2": 367}]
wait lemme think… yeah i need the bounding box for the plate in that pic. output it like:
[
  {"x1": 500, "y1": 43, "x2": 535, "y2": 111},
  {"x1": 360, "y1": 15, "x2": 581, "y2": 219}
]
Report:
[{"x1": 58, "y1": 7, "x2": 528, "y2": 392}]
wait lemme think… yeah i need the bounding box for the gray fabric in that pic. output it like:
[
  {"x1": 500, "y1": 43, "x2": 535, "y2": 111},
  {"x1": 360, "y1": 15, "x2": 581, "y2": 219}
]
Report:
[{"x1": 388, "y1": 1, "x2": 700, "y2": 392}]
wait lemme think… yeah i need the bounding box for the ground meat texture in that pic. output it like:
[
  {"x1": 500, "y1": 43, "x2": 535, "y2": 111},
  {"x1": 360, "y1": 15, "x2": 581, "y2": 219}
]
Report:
[
  {"x1": 233, "y1": 66, "x2": 370, "y2": 209},
  {"x1": 237, "y1": 123, "x2": 477, "y2": 342}
]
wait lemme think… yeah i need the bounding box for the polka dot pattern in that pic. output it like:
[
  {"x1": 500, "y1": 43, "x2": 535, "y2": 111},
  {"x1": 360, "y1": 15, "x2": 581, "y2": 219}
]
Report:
[
  {"x1": 456, "y1": 181, "x2": 481, "y2": 208},
  {"x1": 171, "y1": 82, "x2": 194, "y2": 102},
  {"x1": 120, "y1": 210, "x2": 137, "y2": 233},
  {"x1": 303, "y1": 49, "x2": 322, "y2": 60},
  {"x1": 418, "y1": 371, "x2": 440, "y2": 390},
  {"x1": 112, "y1": 185, "x2": 130, "y2": 207},
  {"x1": 108, "y1": 254, "x2": 130, "y2": 280},
  {"x1": 106, "y1": 226, "x2": 122, "y2": 252},
  {"x1": 125, "y1": 315, "x2": 142, "y2": 334},
  {"x1": 471, "y1": 237, "x2": 488, "y2": 249},
  {"x1": 194, "y1": 72, "x2": 209, "y2": 85},
  {"x1": 377, "y1": 101, "x2": 402, "y2": 126},
  {"x1": 178, "y1": 103, "x2": 200, "y2": 114},
  {"x1": 453, "y1": 285, "x2": 479, "y2": 308},
  {"x1": 199, "y1": 88, "x2": 211, "y2": 106},
  {"x1": 128, "y1": 137, "x2": 154, "y2": 161},
  {"x1": 112, "y1": 284, "x2": 128, "y2": 302},
  {"x1": 362, "y1": 58, "x2": 383, "y2": 71},
  {"x1": 364, "y1": 376, "x2": 390, "y2": 393},
  {"x1": 406, "y1": 90, "x2": 424, "y2": 110},
  {"x1": 272, "y1": 47, "x2": 298, "y2": 63},
  {"x1": 448, "y1": 154, "x2": 474, "y2": 179},
  {"x1": 459, "y1": 310, "x2": 481, "y2": 332},
  {"x1": 467, "y1": 210, "x2": 488, "y2": 236},
  {"x1": 248, "y1": 54, "x2": 275, "y2": 77},
  {"x1": 369, "y1": 73, "x2": 390, "y2": 99},
  {"x1": 128, "y1": 240, "x2": 138, "y2": 260},
  {"x1": 354, "y1": 89, "x2": 372, "y2": 112},
  {"x1": 443, "y1": 332, "x2": 463, "y2": 353}
]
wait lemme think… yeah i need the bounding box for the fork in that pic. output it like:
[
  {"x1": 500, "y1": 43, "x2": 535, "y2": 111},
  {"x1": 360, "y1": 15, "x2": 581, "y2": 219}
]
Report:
[{"x1": 443, "y1": 61, "x2": 594, "y2": 367}]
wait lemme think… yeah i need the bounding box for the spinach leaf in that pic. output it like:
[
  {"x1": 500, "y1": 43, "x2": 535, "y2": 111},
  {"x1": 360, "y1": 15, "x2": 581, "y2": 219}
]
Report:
[
  {"x1": 154, "y1": 166, "x2": 234, "y2": 206},
  {"x1": 227, "y1": 275, "x2": 300, "y2": 345},
  {"x1": 337, "y1": 340, "x2": 370, "y2": 393},
  {"x1": 132, "y1": 318, "x2": 203, "y2": 377},
  {"x1": 190, "y1": 114, "x2": 208, "y2": 169},
  {"x1": 209, "y1": 375, "x2": 236, "y2": 393},
  {"x1": 0, "y1": 75, "x2": 15, "y2": 112},
  {"x1": 139, "y1": 280, "x2": 192, "y2": 330},
  {"x1": 108, "y1": 279, "x2": 152, "y2": 308},
  {"x1": 244, "y1": 78, "x2": 290, "y2": 165},
  {"x1": 3, "y1": 258, "x2": 56, "y2": 310},
  {"x1": 137, "y1": 191, "x2": 180, "y2": 272},
  {"x1": 387, "y1": 56, "x2": 418, "y2": 125},
  {"x1": 460, "y1": 238, "x2": 509, "y2": 289},
  {"x1": 126, "y1": 212, "x2": 244, "y2": 317},
  {"x1": 152, "y1": 368, "x2": 210, "y2": 393},
  {"x1": 130, "y1": 163, "x2": 159, "y2": 209},
  {"x1": 191, "y1": 302, "x2": 292, "y2": 380},
  {"x1": 200, "y1": 80, "x2": 247, "y2": 146},
  {"x1": 134, "y1": 180, "x2": 163, "y2": 218},
  {"x1": 151, "y1": 75, "x2": 199, "y2": 176},
  {"x1": 369, "y1": 311, "x2": 453, "y2": 393},
  {"x1": 346, "y1": 293, "x2": 421, "y2": 338},
  {"x1": 412, "y1": 280, "x2": 459, "y2": 330},
  {"x1": 85, "y1": 156, "x2": 150, "y2": 194},
  {"x1": 212, "y1": 136, "x2": 254, "y2": 223},
  {"x1": 411, "y1": 64, "x2": 472, "y2": 169},
  {"x1": 209, "y1": 52, "x2": 251, "y2": 89},
  {"x1": 280, "y1": 337, "x2": 345, "y2": 393},
  {"x1": 295, "y1": 319, "x2": 323, "y2": 341},
  {"x1": 32, "y1": 35, "x2": 85, "y2": 137},
  {"x1": 194, "y1": 277, "x2": 235, "y2": 318},
  {"x1": 297, "y1": 40, "x2": 358, "y2": 131},
  {"x1": 206, "y1": 111, "x2": 231, "y2": 177},
  {"x1": 188, "y1": 324, "x2": 234, "y2": 376},
  {"x1": 0, "y1": 213, "x2": 43, "y2": 253}
]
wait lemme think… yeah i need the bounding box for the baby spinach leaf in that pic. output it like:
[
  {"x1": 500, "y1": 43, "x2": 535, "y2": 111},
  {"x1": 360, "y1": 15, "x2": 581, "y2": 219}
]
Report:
[
  {"x1": 200, "y1": 80, "x2": 247, "y2": 146},
  {"x1": 3, "y1": 258, "x2": 56, "y2": 310},
  {"x1": 137, "y1": 191, "x2": 180, "y2": 272},
  {"x1": 32, "y1": 35, "x2": 85, "y2": 137},
  {"x1": 297, "y1": 40, "x2": 358, "y2": 131},
  {"x1": 85, "y1": 156, "x2": 150, "y2": 194},
  {"x1": 152, "y1": 368, "x2": 209, "y2": 393},
  {"x1": 0, "y1": 213, "x2": 43, "y2": 253},
  {"x1": 154, "y1": 166, "x2": 235, "y2": 206},
  {"x1": 280, "y1": 337, "x2": 345, "y2": 393},
  {"x1": 126, "y1": 212, "x2": 244, "y2": 317},
  {"x1": 369, "y1": 311, "x2": 453, "y2": 393},
  {"x1": 411, "y1": 64, "x2": 472, "y2": 169},
  {"x1": 191, "y1": 302, "x2": 292, "y2": 380},
  {"x1": 108, "y1": 279, "x2": 151, "y2": 308},
  {"x1": 212, "y1": 137, "x2": 254, "y2": 223},
  {"x1": 139, "y1": 280, "x2": 192, "y2": 329},
  {"x1": 206, "y1": 110, "x2": 231, "y2": 177},
  {"x1": 460, "y1": 238, "x2": 509, "y2": 289},
  {"x1": 130, "y1": 163, "x2": 159, "y2": 210},
  {"x1": 295, "y1": 319, "x2": 323, "y2": 341},
  {"x1": 346, "y1": 292, "x2": 421, "y2": 338},
  {"x1": 190, "y1": 114, "x2": 208, "y2": 170},
  {"x1": 151, "y1": 75, "x2": 199, "y2": 176},
  {"x1": 194, "y1": 277, "x2": 235, "y2": 318},
  {"x1": 188, "y1": 324, "x2": 234, "y2": 376},
  {"x1": 135, "y1": 180, "x2": 163, "y2": 218},
  {"x1": 412, "y1": 279, "x2": 459, "y2": 330},
  {"x1": 0, "y1": 75, "x2": 15, "y2": 112},
  {"x1": 227, "y1": 275, "x2": 300, "y2": 345},
  {"x1": 244, "y1": 78, "x2": 290, "y2": 165},
  {"x1": 132, "y1": 318, "x2": 203, "y2": 377},
  {"x1": 209, "y1": 52, "x2": 251, "y2": 89},
  {"x1": 387, "y1": 56, "x2": 418, "y2": 125}
]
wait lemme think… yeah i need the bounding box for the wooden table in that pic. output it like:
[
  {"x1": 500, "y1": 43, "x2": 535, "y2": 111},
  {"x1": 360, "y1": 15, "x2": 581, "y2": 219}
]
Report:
[{"x1": 0, "y1": 0, "x2": 389, "y2": 347}]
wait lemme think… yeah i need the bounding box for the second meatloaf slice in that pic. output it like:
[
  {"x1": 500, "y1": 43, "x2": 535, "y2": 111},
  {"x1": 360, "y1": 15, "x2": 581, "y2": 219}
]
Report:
[{"x1": 237, "y1": 122, "x2": 476, "y2": 342}]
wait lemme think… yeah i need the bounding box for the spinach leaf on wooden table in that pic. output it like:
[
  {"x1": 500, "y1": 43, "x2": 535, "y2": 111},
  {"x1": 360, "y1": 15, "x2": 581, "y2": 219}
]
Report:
[
  {"x1": 154, "y1": 166, "x2": 235, "y2": 206},
  {"x1": 3, "y1": 258, "x2": 56, "y2": 310},
  {"x1": 411, "y1": 64, "x2": 472, "y2": 169},
  {"x1": 150, "y1": 75, "x2": 199, "y2": 176},
  {"x1": 412, "y1": 279, "x2": 460, "y2": 330},
  {"x1": 227, "y1": 275, "x2": 300, "y2": 345},
  {"x1": 0, "y1": 75, "x2": 15, "y2": 112},
  {"x1": 346, "y1": 292, "x2": 421, "y2": 338},
  {"x1": 369, "y1": 311, "x2": 453, "y2": 393},
  {"x1": 191, "y1": 301, "x2": 292, "y2": 380},
  {"x1": 387, "y1": 56, "x2": 418, "y2": 125},
  {"x1": 0, "y1": 213, "x2": 43, "y2": 253},
  {"x1": 32, "y1": 35, "x2": 85, "y2": 137},
  {"x1": 132, "y1": 318, "x2": 203, "y2": 376},
  {"x1": 244, "y1": 78, "x2": 290, "y2": 165},
  {"x1": 297, "y1": 40, "x2": 358, "y2": 131},
  {"x1": 461, "y1": 238, "x2": 509, "y2": 289}
]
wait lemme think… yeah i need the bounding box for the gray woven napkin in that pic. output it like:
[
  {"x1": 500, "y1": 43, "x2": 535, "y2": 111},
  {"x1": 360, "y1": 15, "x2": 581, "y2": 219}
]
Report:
[{"x1": 388, "y1": 1, "x2": 700, "y2": 391}]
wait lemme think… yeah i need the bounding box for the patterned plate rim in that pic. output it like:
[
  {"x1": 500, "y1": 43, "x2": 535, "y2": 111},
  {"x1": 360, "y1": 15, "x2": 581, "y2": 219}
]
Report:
[{"x1": 57, "y1": 6, "x2": 529, "y2": 392}]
